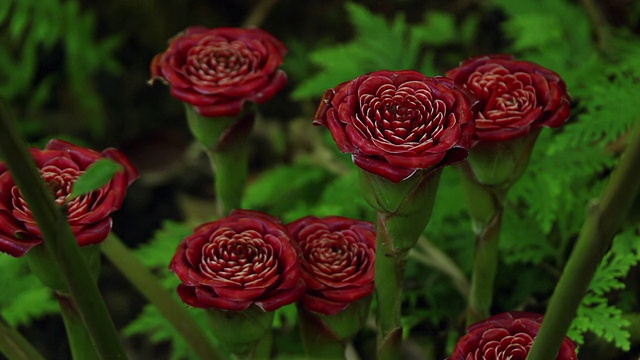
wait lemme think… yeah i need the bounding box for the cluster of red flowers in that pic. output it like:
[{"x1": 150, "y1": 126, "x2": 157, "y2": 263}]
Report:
[
  {"x1": 0, "y1": 25, "x2": 577, "y2": 359},
  {"x1": 169, "y1": 209, "x2": 377, "y2": 316}
]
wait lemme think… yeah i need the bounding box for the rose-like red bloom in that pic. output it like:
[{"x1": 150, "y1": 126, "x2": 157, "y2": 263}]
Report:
[
  {"x1": 0, "y1": 139, "x2": 138, "y2": 257},
  {"x1": 150, "y1": 26, "x2": 287, "y2": 117},
  {"x1": 287, "y1": 216, "x2": 376, "y2": 316},
  {"x1": 449, "y1": 312, "x2": 577, "y2": 360},
  {"x1": 446, "y1": 54, "x2": 571, "y2": 142},
  {"x1": 169, "y1": 209, "x2": 305, "y2": 312},
  {"x1": 314, "y1": 70, "x2": 475, "y2": 183}
]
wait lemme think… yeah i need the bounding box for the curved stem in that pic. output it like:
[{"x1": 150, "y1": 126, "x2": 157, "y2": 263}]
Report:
[
  {"x1": 101, "y1": 234, "x2": 225, "y2": 360},
  {"x1": 411, "y1": 237, "x2": 470, "y2": 298},
  {"x1": 0, "y1": 314, "x2": 45, "y2": 360},
  {"x1": 527, "y1": 123, "x2": 640, "y2": 360},
  {"x1": 0, "y1": 104, "x2": 127, "y2": 359},
  {"x1": 242, "y1": 0, "x2": 279, "y2": 27},
  {"x1": 579, "y1": 0, "x2": 612, "y2": 53}
]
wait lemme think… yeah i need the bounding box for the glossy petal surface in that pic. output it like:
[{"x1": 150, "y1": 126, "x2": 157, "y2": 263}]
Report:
[
  {"x1": 170, "y1": 209, "x2": 304, "y2": 311},
  {"x1": 314, "y1": 71, "x2": 474, "y2": 182},
  {"x1": 446, "y1": 54, "x2": 571, "y2": 143},
  {"x1": 150, "y1": 27, "x2": 287, "y2": 117},
  {"x1": 287, "y1": 216, "x2": 375, "y2": 315}
]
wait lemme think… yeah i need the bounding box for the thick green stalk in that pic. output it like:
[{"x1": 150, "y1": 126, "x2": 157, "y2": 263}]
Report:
[
  {"x1": 0, "y1": 105, "x2": 127, "y2": 359},
  {"x1": 527, "y1": 124, "x2": 640, "y2": 360},
  {"x1": 0, "y1": 314, "x2": 45, "y2": 360},
  {"x1": 375, "y1": 211, "x2": 407, "y2": 360},
  {"x1": 185, "y1": 105, "x2": 253, "y2": 217},
  {"x1": 101, "y1": 234, "x2": 224, "y2": 360},
  {"x1": 297, "y1": 308, "x2": 346, "y2": 359},
  {"x1": 206, "y1": 305, "x2": 274, "y2": 359},
  {"x1": 460, "y1": 164, "x2": 507, "y2": 326},
  {"x1": 209, "y1": 146, "x2": 249, "y2": 217},
  {"x1": 56, "y1": 293, "x2": 98, "y2": 360},
  {"x1": 297, "y1": 297, "x2": 370, "y2": 359}
]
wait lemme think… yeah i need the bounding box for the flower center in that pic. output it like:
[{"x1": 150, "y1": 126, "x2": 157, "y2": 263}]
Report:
[
  {"x1": 300, "y1": 229, "x2": 371, "y2": 284},
  {"x1": 40, "y1": 165, "x2": 83, "y2": 205},
  {"x1": 199, "y1": 229, "x2": 278, "y2": 287},
  {"x1": 358, "y1": 82, "x2": 449, "y2": 147},
  {"x1": 185, "y1": 39, "x2": 259, "y2": 85},
  {"x1": 467, "y1": 66, "x2": 538, "y2": 122},
  {"x1": 474, "y1": 330, "x2": 533, "y2": 360}
]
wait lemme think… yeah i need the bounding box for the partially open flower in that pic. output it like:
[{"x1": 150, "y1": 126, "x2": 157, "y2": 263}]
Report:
[
  {"x1": 150, "y1": 26, "x2": 288, "y2": 118},
  {"x1": 0, "y1": 139, "x2": 138, "y2": 257},
  {"x1": 314, "y1": 71, "x2": 474, "y2": 183},
  {"x1": 449, "y1": 312, "x2": 577, "y2": 360},
  {"x1": 287, "y1": 216, "x2": 376, "y2": 316},
  {"x1": 169, "y1": 209, "x2": 305, "y2": 312},
  {"x1": 446, "y1": 54, "x2": 571, "y2": 143}
]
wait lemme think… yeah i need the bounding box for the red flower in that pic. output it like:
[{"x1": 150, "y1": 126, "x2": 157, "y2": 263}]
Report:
[
  {"x1": 0, "y1": 139, "x2": 138, "y2": 257},
  {"x1": 287, "y1": 216, "x2": 375, "y2": 316},
  {"x1": 446, "y1": 54, "x2": 571, "y2": 142},
  {"x1": 150, "y1": 26, "x2": 287, "y2": 118},
  {"x1": 314, "y1": 70, "x2": 474, "y2": 183},
  {"x1": 169, "y1": 209, "x2": 305, "y2": 312},
  {"x1": 449, "y1": 312, "x2": 577, "y2": 360}
]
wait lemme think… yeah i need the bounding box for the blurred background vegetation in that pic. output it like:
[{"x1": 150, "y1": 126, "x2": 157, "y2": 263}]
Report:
[{"x1": 1, "y1": 0, "x2": 640, "y2": 359}]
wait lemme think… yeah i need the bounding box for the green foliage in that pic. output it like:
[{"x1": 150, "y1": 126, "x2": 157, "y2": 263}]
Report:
[
  {"x1": 243, "y1": 163, "x2": 333, "y2": 220},
  {"x1": 291, "y1": 2, "x2": 465, "y2": 100},
  {"x1": 568, "y1": 229, "x2": 640, "y2": 350},
  {"x1": 0, "y1": 0, "x2": 121, "y2": 137},
  {"x1": 0, "y1": 256, "x2": 57, "y2": 326},
  {"x1": 123, "y1": 220, "x2": 206, "y2": 359}
]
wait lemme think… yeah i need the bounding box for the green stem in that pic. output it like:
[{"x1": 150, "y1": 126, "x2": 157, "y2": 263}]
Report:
[
  {"x1": 461, "y1": 165, "x2": 506, "y2": 326},
  {"x1": 101, "y1": 234, "x2": 225, "y2": 360},
  {"x1": 185, "y1": 105, "x2": 253, "y2": 217},
  {"x1": 56, "y1": 293, "x2": 98, "y2": 360},
  {"x1": 209, "y1": 146, "x2": 249, "y2": 217},
  {"x1": 374, "y1": 212, "x2": 407, "y2": 360},
  {"x1": 247, "y1": 330, "x2": 272, "y2": 360},
  {"x1": 0, "y1": 104, "x2": 127, "y2": 359},
  {"x1": 527, "y1": 123, "x2": 640, "y2": 360},
  {"x1": 297, "y1": 307, "x2": 346, "y2": 359},
  {"x1": 206, "y1": 306, "x2": 274, "y2": 359},
  {"x1": 0, "y1": 314, "x2": 45, "y2": 360}
]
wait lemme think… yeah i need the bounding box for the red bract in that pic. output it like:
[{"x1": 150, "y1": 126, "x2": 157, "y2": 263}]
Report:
[
  {"x1": 449, "y1": 312, "x2": 577, "y2": 360},
  {"x1": 150, "y1": 26, "x2": 287, "y2": 117},
  {"x1": 287, "y1": 216, "x2": 376, "y2": 316},
  {"x1": 0, "y1": 139, "x2": 138, "y2": 257},
  {"x1": 446, "y1": 54, "x2": 571, "y2": 142},
  {"x1": 314, "y1": 70, "x2": 474, "y2": 183},
  {"x1": 169, "y1": 209, "x2": 305, "y2": 312}
]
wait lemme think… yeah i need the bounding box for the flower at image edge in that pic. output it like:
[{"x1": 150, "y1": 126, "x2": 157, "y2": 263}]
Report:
[
  {"x1": 313, "y1": 70, "x2": 475, "y2": 183},
  {"x1": 445, "y1": 54, "x2": 571, "y2": 143},
  {"x1": 150, "y1": 26, "x2": 288, "y2": 118},
  {"x1": 287, "y1": 216, "x2": 376, "y2": 316},
  {"x1": 449, "y1": 312, "x2": 577, "y2": 360},
  {"x1": 169, "y1": 209, "x2": 305, "y2": 312},
  {"x1": 0, "y1": 139, "x2": 138, "y2": 257}
]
